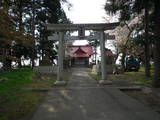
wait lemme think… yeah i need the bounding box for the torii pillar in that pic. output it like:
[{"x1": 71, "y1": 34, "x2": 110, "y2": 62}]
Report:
[
  {"x1": 54, "y1": 31, "x2": 66, "y2": 85},
  {"x1": 99, "y1": 31, "x2": 112, "y2": 84}
]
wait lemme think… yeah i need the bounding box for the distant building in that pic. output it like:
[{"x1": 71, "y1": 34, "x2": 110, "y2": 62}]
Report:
[{"x1": 68, "y1": 45, "x2": 93, "y2": 66}]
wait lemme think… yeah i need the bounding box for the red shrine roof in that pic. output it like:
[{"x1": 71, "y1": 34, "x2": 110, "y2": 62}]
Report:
[{"x1": 69, "y1": 45, "x2": 93, "y2": 57}]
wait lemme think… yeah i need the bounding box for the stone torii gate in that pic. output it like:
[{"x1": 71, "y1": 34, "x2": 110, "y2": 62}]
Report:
[{"x1": 46, "y1": 23, "x2": 119, "y2": 85}]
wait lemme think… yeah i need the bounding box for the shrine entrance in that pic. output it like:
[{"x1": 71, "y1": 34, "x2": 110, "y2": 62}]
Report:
[{"x1": 46, "y1": 23, "x2": 119, "y2": 85}]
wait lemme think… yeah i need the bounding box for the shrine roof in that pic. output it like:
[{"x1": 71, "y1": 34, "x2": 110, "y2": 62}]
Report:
[{"x1": 69, "y1": 45, "x2": 93, "y2": 57}]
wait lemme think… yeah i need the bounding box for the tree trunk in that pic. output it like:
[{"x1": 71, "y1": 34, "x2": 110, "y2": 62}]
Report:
[
  {"x1": 153, "y1": 0, "x2": 160, "y2": 87},
  {"x1": 3, "y1": 48, "x2": 12, "y2": 70},
  {"x1": 144, "y1": 0, "x2": 151, "y2": 77},
  {"x1": 31, "y1": 0, "x2": 36, "y2": 68},
  {"x1": 121, "y1": 47, "x2": 126, "y2": 70},
  {"x1": 18, "y1": 5, "x2": 23, "y2": 68},
  {"x1": 94, "y1": 45, "x2": 97, "y2": 64},
  {"x1": 3, "y1": 59, "x2": 12, "y2": 70},
  {"x1": 18, "y1": 60, "x2": 22, "y2": 68}
]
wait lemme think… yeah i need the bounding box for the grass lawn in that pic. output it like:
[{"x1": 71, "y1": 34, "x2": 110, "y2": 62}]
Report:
[
  {"x1": 89, "y1": 66, "x2": 154, "y2": 86},
  {"x1": 25, "y1": 68, "x2": 71, "y2": 89},
  {"x1": 0, "y1": 69, "x2": 57, "y2": 120},
  {"x1": 109, "y1": 69, "x2": 153, "y2": 86}
]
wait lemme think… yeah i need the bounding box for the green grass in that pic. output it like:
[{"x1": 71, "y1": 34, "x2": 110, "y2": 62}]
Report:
[
  {"x1": 88, "y1": 72, "x2": 101, "y2": 81},
  {"x1": 123, "y1": 73, "x2": 153, "y2": 85},
  {"x1": 0, "y1": 69, "x2": 46, "y2": 120},
  {"x1": 110, "y1": 73, "x2": 153, "y2": 85},
  {"x1": 89, "y1": 66, "x2": 153, "y2": 86},
  {"x1": 0, "y1": 68, "x2": 72, "y2": 120},
  {"x1": 0, "y1": 69, "x2": 33, "y2": 101},
  {"x1": 121, "y1": 66, "x2": 154, "y2": 85},
  {"x1": 26, "y1": 69, "x2": 71, "y2": 89},
  {"x1": 26, "y1": 74, "x2": 56, "y2": 89}
]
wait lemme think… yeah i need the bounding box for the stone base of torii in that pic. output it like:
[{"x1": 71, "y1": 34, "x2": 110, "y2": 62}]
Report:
[{"x1": 46, "y1": 23, "x2": 119, "y2": 86}]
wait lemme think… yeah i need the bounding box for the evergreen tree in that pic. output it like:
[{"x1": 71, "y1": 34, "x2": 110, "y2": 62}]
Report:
[{"x1": 0, "y1": 0, "x2": 71, "y2": 69}]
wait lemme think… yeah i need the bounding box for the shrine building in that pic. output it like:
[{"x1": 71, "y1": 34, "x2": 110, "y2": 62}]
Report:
[{"x1": 68, "y1": 45, "x2": 93, "y2": 66}]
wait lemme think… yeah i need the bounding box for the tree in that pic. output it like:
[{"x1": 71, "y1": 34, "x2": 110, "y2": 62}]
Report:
[
  {"x1": 105, "y1": 0, "x2": 160, "y2": 87},
  {"x1": 0, "y1": 6, "x2": 33, "y2": 69},
  {"x1": 114, "y1": 21, "x2": 140, "y2": 69},
  {"x1": 105, "y1": 0, "x2": 139, "y2": 69},
  {"x1": 10, "y1": 0, "x2": 32, "y2": 67},
  {"x1": 153, "y1": 0, "x2": 160, "y2": 87},
  {"x1": 0, "y1": 0, "x2": 71, "y2": 69},
  {"x1": 105, "y1": 0, "x2": 152, "y2": 75},
  {"x1": 88, "y1": 31, "x2": 100, "y2": 64},
  {"x1": 132, "y1": 0, "x2": 154, "y2": 77},
  {"x1": 35, "y1": 0, "x2": 71, "y2": 65}
]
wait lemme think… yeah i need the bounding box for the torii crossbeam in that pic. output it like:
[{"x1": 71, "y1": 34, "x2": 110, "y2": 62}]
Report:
[
  {"x1": 48, "y1": 33, "x2": 115, "y2": 41},
  {"x1": 47, "y1": 23, "x2": 119, "y2": 31}
]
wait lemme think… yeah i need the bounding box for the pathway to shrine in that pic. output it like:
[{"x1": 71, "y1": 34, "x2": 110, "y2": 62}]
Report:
[{"x1": 30, "y1": 67, "x2": 160, "y2": 120}]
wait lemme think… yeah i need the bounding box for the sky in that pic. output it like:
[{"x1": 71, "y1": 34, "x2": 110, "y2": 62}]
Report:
[
  {"x1": 63, "y1": 0, "x2": 107, "y2": 23},
  {"x1": 62, "y1": 0, "x2": 118, "y2": 51}
]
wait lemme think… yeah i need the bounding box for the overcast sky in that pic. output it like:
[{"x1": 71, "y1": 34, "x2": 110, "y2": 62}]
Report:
[
  {"x1": 62, "y1": 0, "x2": 117, "y2": 51},
  {"x1": 63, "y1": 0, "x2": 107, "y2": 23}
]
